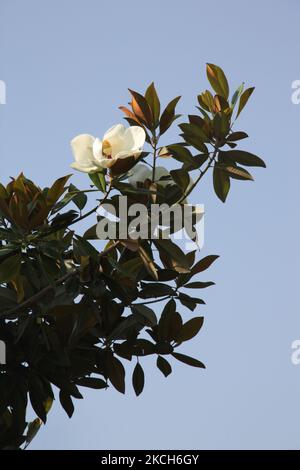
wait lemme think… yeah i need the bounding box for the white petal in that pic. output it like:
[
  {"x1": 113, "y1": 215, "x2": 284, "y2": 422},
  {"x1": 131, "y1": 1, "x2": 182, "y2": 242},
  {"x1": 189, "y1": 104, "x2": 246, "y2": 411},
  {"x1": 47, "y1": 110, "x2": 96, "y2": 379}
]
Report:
[
  {"x1": 93, "y1": 138, "x2": 103, "y2": 160},
  {"x1": 103, "y1": 124, "x2": 126, "y2": 157},
  {"x1": 70, "y1": 161, "x2": 99, "y2": 173},
  {"x1": 128, "y1": 164, "x2": 151, "y2": 186},
  {"x1": 123, "y1": 126, "x2": 146, "y2": 151},
  {"x1": 114, "y1": 147, "x2": 143, "y2": 160},
  {"x1": 70, "y1": 134, "x2": 95, "y2": 163},
  {"x1": 114, "y1": 150, "x2": 132, "y2": 160},
  {"x1": 103, "y1": 123, "x2": 125, "y2": 141},
  {"x1": 96, "y1": 156, "x2": 116, "y2": 169}
]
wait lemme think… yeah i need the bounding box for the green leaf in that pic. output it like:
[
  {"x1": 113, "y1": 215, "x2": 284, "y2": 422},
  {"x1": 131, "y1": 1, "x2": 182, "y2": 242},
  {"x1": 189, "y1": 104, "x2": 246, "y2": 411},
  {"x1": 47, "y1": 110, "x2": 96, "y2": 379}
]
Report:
[
  {"x1": 83, "y1": 224, "x2": 98, "y2": 240},
  {"x1": 69, "y1": 184, "x2": 88, "y2": 210},
  {"x1": 212, "y1": 112, "x2": 230, "y2": 139},
  {"x1": 178, "y1": 293, "x2": 204, "y2": 311},
  {"x1": 59, "y1": 390, "x2": 74, "y2": 418},
  {"x1": 231, "y1": 82, "x2": 244, "y2": 108},
  {"x1": 145, "y1": 82, "x2": 160, "y2": 127},
  {"x1": 179, "y1": 122, "x2": 209, "y2": 153},
  {"x1": 25, "y1": 418, "x2": 42, "y2": 447},
  {"x1": 198, "y1": 90, "x2": 215, "y2": 112},
  {"x1": 46, "y1": 175, "x2": 71, "y2": 207},
  {"x1": 129, "y1": 88, "x2": 153, "y2": 126},
  {"x1": 75, "y1": 377, "x2": 107, "y2": 389},
  {"x1": 166, "y1": 144, "x2": 194, "y2": 165},
  {"x1": 106, "y1": 354, "x2": 125, "y2": 394},
  {"x1": 220, "y1": 150, "x2": 266, "y2": 168},
  {"x1": 191, "y1": 255, "x2": 219, "y2": 275},
  {"x1": 157, "y1": 356, "x2": 172, "y2": 377},
  {"x1": 159, "y1": 96, "x2": 181, "y2": 135},
  {"x1": 29, "y1": 378, "x2": 49, "y2": 423},
  {"x1": 175, "y1": 317, "x2": 204, "y2": 343},
  {"x1": 184, "y1": 281, "x2": 215, "y2": 289},
  {"x1": 0, "y1": 245, "x2": 18, "y2": 258},
  {"x1": 226, "y1": 131, "x2": 248, "y2": 142},
  {"x1": 158, "y1": 299, "x2": 182, "y2": 342},
  {"x1": 73, "y1": 235, "x2": 99, "y2": 260},
  {"x1": 170, "y1": 169, "x2": 190, "y2": 192},
  {"x1": 89, "y1": 171, "x2": 107, "y2": 192},
  {"x1": 139, "y1": 283, "x2": 174, "y2": 299},
  {"x1": 0, "y1": 286, "x2": 18, "y2": 310},
  {"x1": 236, "y1": 87, "x2": 255, "y2": 118},
  {"x1": 0, "y1": 253, "x2": 21, "y2": 283},
  {"x1": 206, "y1": 63, "x2": 229, "y2": 100},
  {"x1": 154, "y1": 239, "x2": 190, "y2": 273},
  {"x1": 213, "y1": 164, "x2": 230, "y2": 202},
  {"x1": 132, "y1": 304, "x2": 157, "y2": 326},
  {"x1": 132, "y1": 362, "x2": 145, "y2": 396},
  {"x1": 221, "y1": 165, "x2": 254, "y2": 181},
  {"x1": 179, "y1": 122, "x2": 209, "y2": 144},
  {"x1": 138, "y1": 244, "x2": 158, "y2": 280},
  {"x1": 172, "y1": 352, "x2": 205, "y2": 368}
]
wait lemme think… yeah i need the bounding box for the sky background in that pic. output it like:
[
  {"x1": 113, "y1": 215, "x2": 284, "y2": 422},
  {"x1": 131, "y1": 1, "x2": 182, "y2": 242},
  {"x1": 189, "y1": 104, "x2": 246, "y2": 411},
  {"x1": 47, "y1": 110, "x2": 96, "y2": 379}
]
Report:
[{"x1": 0, "y1": 0, "x2": 299, "y2": 450}]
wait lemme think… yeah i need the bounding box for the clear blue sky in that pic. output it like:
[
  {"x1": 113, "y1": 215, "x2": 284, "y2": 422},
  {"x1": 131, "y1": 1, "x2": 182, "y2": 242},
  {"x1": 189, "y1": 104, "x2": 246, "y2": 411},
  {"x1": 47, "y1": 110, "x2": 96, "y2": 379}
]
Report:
[{"x1": 1, "y1": 0, "x2": 299, "y2": 450}]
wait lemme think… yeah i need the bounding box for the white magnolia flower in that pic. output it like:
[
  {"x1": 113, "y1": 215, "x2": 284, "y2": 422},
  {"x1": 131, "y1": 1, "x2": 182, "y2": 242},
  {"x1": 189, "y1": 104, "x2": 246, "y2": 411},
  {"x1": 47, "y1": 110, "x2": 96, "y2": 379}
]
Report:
[{"x1": 70, "y1": 124, "x2": 146, "y2": 173}]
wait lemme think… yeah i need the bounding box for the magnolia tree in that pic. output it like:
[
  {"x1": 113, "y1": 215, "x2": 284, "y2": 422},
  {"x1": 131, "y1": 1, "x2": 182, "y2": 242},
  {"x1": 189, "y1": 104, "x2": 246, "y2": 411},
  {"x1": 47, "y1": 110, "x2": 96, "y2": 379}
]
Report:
[{"x1": 0, "y1": 64, "x2": 265, "y2": 449}]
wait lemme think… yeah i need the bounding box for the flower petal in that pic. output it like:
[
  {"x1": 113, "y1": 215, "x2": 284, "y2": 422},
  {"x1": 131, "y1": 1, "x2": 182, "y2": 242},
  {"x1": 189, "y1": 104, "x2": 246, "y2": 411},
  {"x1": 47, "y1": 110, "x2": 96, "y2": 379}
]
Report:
[
  {"x1": 70, "y1": 134, "x2": 95, "y2": 163},
  {"x1": 93, "y1": 138, "x2": 103, "y2": 160},
  {"x1": 70, "y1": 161, "x2": 99, "y2": 173},
  {"x1": 103, "y1": 124, "x2": 126, "y2": 157},
  {"x1": 123, "y1": 126, "x2": 146, "y2": 151},
  {"x1": 96, "y1": 156, "x2": 116, "y2": 169}
]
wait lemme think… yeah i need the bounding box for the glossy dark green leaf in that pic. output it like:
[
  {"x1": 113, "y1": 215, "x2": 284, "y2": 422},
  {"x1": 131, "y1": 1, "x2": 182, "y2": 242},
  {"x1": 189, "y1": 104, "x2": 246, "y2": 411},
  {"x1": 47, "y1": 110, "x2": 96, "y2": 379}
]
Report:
[
  {"x1": 0, "y1": 253, "x2": 21, "y2": 283},
  {"x1": 106, "y1": 354, "x2": 125, "y2": 394},
  {"x1": 89, "y1": 171, "x2": 107, "y2": 192},
  {"x1": 166, "y1": 144, "x2": 194, "y2": 165},
  {"x1": 220, "y1": 150, "x2": 266, "y2": 168},
  {"x1": 73, "y1": 235, "x2": 99, "y2": 260},
  {"x1": 231, "y1": 82, "x2": 244, "y2": 108},
  {"x1": 212, "y1": 112, "x2": 230, "y2": 139},
  {"x1": 157, "y1": 356, "x2": 172, "y2": 377},
  {"x1": 213, "y1": 164, "x2": 231, "y2": 202},
  {"x1": 25, "y1": 418, "x2": 42, "y2": 447},
  {"x1": 158, "y1": 300, "x2": 182, "y2": 342},
  {"x1": 191, "y1": 255, "x2": 219, "y2": 275},
  {"x1": 222, "y1": 165, "x2": 254, "y2": 181},
  {"x1": 159, "y1": 96, "x2": 181, "y2": 135},
  {"x1": 69, "y1": 185, "x2": 88, "y2": 210},
  {"x1": 172, "y1": 352, "x2": 205, "y2": 368},
  {"x1": 59, "y1": 390, "x2": 74, "y2": 418},
  {"x1": 145, "y1": 82, "x2": 160, "y2": 127},
  {"x1": 83, "y1": 224, "x2": 98, "y2": 240},
  {"x1": 139, "y1": 283, "x2": 174, "y2": 299},
  {"x1": 75, "y1": 377, "x2": 107, "y2": 389},
  {"x1": 184, "y1": 281, "x2": 215, "y2": 289},
  {"x1": 132, "y1": 304, "x2": 157, "y2": 326},
  {"x1": 206, "y1": 63, "x2": 229, "y2": 99},
  {"x1": 132, "y1": 362, "x2": 145, "y2": 396},
  {"x1": 29, "y1": 378, "x2": 48, "y2": 423},
  {"x1": 154, "y1": 239, "x2": 190, "y2": 273},
  {"x1": 176, "y1": 317, "x2": 204, "y2": 343},
  {"x1": 178, "y1": 292, "x2": 205, "y2": 311},
  {"x1": 226, "y1": 131, "x2": 248, "y2": 142},
  {"x1": 236, "y1": 87, "x2": 255, "y2": 118},
  {"x1": 170, "y1": 169, "x2": 190, "y2": 192}
]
